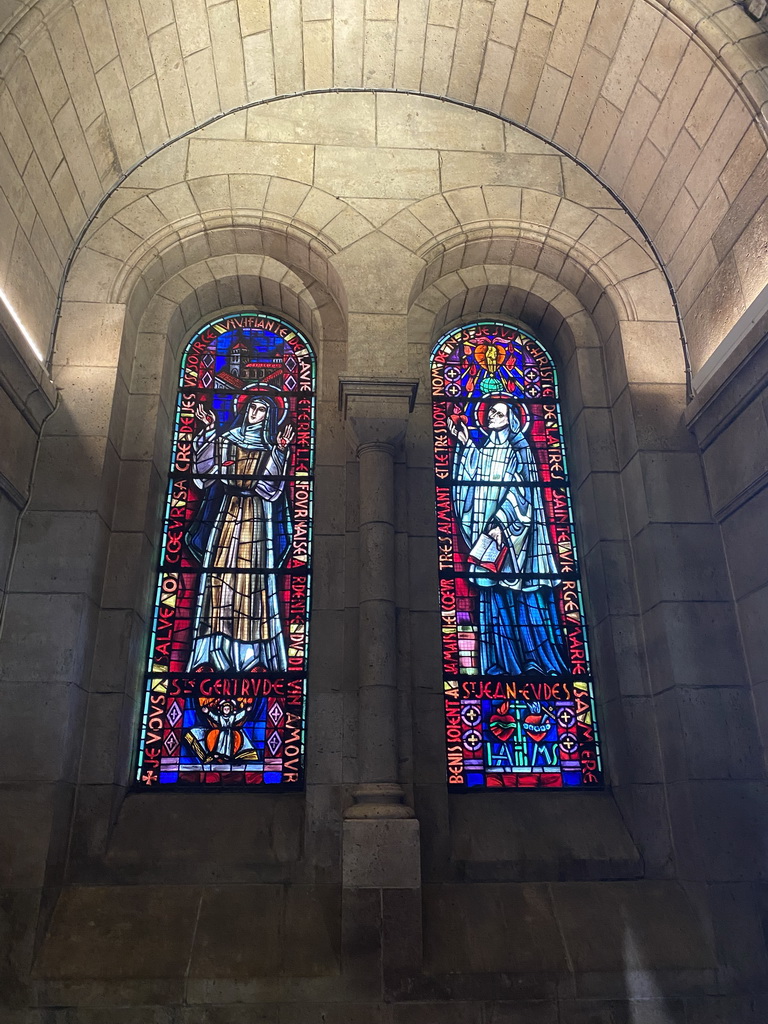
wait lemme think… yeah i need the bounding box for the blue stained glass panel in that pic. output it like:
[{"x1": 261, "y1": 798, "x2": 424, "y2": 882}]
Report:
[{"x1": 432, "y1": 320, "x2": 602, "y2": 789}]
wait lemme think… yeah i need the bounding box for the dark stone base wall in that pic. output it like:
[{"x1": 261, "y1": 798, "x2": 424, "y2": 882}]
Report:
[{"x1": 6, "y1": 877, "x2": 765, "y2": 1024}]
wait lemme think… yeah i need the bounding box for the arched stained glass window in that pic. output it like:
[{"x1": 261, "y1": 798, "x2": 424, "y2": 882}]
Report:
[
  {"x1": 136, "y1": 312, "x2": 315, "y2": 789},
  {"x1": 431, "y1": 320, "x2": 602, "y2": 789}
]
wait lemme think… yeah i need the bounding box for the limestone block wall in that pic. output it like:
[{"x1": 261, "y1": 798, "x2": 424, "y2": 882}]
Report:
[
  {"x1": 690, "y1": 320, "x2": 768, "y2": 767},
  {"x1": 0, "y1": 2, "x2": 766, "y2": 378},
  {"x1": 0, "y1": 320, "x2": 54, "y2": 609},
  {"x1": 0, "y1": 84, "x2": 765, "y2": 1021},
  {"x1": 0, "y1": 300, "x2": 123, "y2": 915},
  {"x1": 0, "y1": 316, "x2": 55, "y2": 908}
]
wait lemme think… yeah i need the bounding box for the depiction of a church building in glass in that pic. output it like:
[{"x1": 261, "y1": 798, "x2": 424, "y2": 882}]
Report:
[
  {"x1": 135, "y1": 313, "x2": 315, "y2": 788},
  {"x1": 432, "y1": 321, "x2": 602, "y2": 788}
]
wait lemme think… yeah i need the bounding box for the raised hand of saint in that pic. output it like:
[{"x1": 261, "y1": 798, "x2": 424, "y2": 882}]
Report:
[
  {"x1": 195, "y1": 403, "x2": 216, "y2": 429},
  {"x1": 276, "y1": 423, "x2": 295, "y2": 451},
  {"x1": 447, "y1": 413, "x2": 470, "y2": 446}
]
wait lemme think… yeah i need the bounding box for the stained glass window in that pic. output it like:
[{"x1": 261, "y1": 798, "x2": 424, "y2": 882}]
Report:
[
  {"x1": 432, "y1": 320, "x2": 602, "y2": 789},
  {"x1": 135, "y1": 312, "x2": 315, "y2": 788}
]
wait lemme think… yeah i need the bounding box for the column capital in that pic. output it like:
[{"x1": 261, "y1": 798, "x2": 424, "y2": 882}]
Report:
[
  {"x1": 356, "y1": 439, "x2": 396, "y2": 458},
  {"x1": 339, "y1": 376, "x2": 419, "y2": 452}
]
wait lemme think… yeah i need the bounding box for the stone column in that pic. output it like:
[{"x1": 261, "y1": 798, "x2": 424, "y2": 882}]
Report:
[
  {"x1": 340, "y1": 377, "x2": 418, "y2": 821},
  {"x1": 338, "y1": 378, "x2": 423, "y2": 988},
  {"x1": 351, "y1": 435, "x2": 409, "y2": 817}
]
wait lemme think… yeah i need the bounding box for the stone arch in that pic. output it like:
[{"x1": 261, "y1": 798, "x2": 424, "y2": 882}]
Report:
[
  {"x1": 0, "y1": 3, "x2": 762, "y2": 378},
  {"x1": 127, "y1": 250, "x2": 345, "y2": 426},
  {"x1": 139, "y1": 253, "x2": 333, "y2": 353},
  {"x1": 402, "y1": 229, "x2": 704, "y2": 880},
  {"x1": 410, "y1": 265, "x2": 601, "y2": 372},
  {"x1": 0, "y1": 12, "x2": 765, "y2": 1012},
  {"x1": 46, "y1": 218, "x2": 348, "y2": 802},
  {"x1": 63, "y1": 203, "x2": 349, "y2": 328},
  {"x1": 407, "y1": 222, "x2": 684, "y2": 389},
  {"x1": 52, "y1": 105, "x2": 684, "y2": 381}
]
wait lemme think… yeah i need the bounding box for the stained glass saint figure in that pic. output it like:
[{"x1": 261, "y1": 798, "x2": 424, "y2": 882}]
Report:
[
  {"x1": 136, "y1": 313, "x2": 315, "y2": 788},
  {"x1": 448, "y1": 398, "x2": 567, "y2": 676},
  {"x1": 432, "y1": 320, "x2": 602, "y2": 788},
  {"x1": 186, "y1": 389, "x2": 294, "y2": 673}
]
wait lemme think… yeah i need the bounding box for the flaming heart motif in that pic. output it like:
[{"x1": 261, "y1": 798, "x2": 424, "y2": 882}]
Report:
[{"x1": 489, "y1": 700, "x2": 516, "y2": 742}]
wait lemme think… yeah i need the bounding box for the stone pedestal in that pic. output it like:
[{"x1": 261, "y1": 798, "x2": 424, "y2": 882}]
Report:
[{"x1": 342, "y1": 818, "x2": 421, "y2": 889}]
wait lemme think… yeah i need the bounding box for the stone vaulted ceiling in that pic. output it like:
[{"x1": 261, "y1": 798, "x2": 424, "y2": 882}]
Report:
[{"x1": 0, "y1": 0, "x2": 765, "y2": 379}]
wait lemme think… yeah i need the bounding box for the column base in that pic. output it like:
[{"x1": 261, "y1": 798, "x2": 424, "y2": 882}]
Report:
[{"x1": 344, "y1": 782, "x2": 415, "y2": 819}]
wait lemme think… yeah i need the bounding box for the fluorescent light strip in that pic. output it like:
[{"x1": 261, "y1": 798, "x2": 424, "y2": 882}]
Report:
[{"x1": 0, "y1": 288, "x2": 45, "y2": 363}]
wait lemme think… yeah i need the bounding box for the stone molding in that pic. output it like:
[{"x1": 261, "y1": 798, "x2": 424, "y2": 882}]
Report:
[
  {"x1": 338, "y1": 376, "x2": 419, "y2": 418},
  {"x1": 687, "y1": 327, "x2": 768, "y2": 449},
  {"x1": 340, "y1": 377, "x2": 419, "y2": 456},
  {"x1": 687, "y1": 327, "x2": 768, "y2": 520}
]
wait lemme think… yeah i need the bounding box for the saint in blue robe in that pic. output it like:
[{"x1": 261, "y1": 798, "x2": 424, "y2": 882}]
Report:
[{"x1": 452, "y1": 403, "x2": 567, "y2": 676}]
